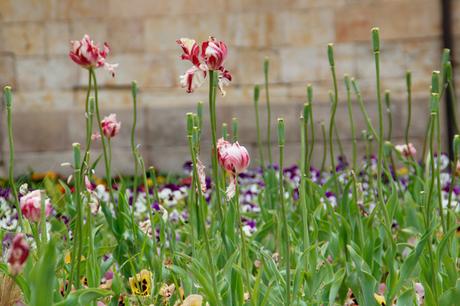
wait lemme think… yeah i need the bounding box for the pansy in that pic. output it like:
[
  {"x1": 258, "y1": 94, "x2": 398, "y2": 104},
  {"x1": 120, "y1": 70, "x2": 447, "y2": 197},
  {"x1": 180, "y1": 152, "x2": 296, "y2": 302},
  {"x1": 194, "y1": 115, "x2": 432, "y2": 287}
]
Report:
[
  {"x1": 129, "y1": 269, "x2": 152, "y2": 296},
  {"x1": 177, "y1": 37, "x2": 232, "y2": 95},
  {"x1": 69, "y1": 34, "x2": 118, "y2": 76}
]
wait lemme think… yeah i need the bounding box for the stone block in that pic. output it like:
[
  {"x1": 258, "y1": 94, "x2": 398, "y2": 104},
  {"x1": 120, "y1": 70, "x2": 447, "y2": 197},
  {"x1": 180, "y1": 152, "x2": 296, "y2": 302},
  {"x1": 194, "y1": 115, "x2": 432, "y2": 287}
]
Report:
[
  {"x1": 45, "y1": 22, "x2": 71, "y2": 56},
  {"x1": 2, "y1": 23, "x2": 45, "y2": 56},
  {"x1": 0, "y1": 0, "x2": 50, "y2": 22},
  {"x1": 335, "y1": 0, "x2": 440, "y2": 42},
  {"x1": 0, "y1": 54, "x2": 16, "y2": 87},
  {"x1": 107, "y1": 20, "x2": 145, "y2": 53},
  {"x1": 51, "y1": 0, "x2": 110, "y2": 19}
]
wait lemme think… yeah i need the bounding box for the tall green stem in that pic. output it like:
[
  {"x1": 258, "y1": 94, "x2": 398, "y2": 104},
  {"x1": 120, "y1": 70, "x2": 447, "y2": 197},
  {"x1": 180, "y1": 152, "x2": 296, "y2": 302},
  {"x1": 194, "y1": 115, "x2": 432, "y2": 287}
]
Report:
[
  {"x1": 277, "y1": 118, "x2": 290, "y2": 305},
  {"x1": 327, "y1": 44, "x2": 339, "y2": 195},
  {"x1": 254, "y1": 85, "x2": 265, "y2": 169},
  {"x1": 208, "y1": 70, "x2": 224, "y2": 224},
  {"x1": 405, "y1": 71, "x2": 412, "y2": 145},
  {"x1": 90, "y1": 69, "x2": 115, "y2": 206},
  {"x1": 130, "y1": 81, "x2": 139, "y2": 201},
  {"x1": 3, "y1": 86, "x2": 23, "y2": 228},
  {"x1": 264, "y1": 58, "x2": 273, "y2": 166},
  {"x1": 345, "y1": 75, "x2": 357, "y2": 170}
]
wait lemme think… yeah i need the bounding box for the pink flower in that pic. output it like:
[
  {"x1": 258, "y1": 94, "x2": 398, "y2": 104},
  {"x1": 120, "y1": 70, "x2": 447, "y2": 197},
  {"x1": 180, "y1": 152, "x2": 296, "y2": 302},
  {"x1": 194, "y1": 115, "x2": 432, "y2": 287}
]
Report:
[
  {"x1": 101, "y1": 114, "x2": 121, "y2": 138},
  {"x1": 216, "y1": 138, "x2": 250, "y2": 199},
  {"x1": 201, "y1": 37, "x2": 228, "y2": 70},
  {"x1": 69, "y1": 34, "x2": 118, "y2": 77},
  {"x1": 20, "y1": 190, "x2": 52, "y2": 222},
  {"x1": 395, "y1": 143, "x2": 416, "y2": 158},
  {"x1": 7, "y1": 234, "x2": 30, "y2": 275},
  {"x1": 177, "y1": 36, "x2": 232, "y2": 95}
]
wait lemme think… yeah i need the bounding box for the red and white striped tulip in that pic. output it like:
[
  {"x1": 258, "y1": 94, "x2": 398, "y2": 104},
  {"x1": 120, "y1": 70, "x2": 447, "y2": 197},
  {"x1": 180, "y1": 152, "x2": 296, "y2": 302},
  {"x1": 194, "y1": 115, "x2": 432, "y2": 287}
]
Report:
[
  {"x1": 201, "y1": 37, "x2": 228, "y2": 71},
  {"x1": 216, "y1": 138, "x2": 250, "y2": 199},
  {"x1": 177, "y1": 36, "x2": 232, "y2": 95},
  {"x1": 7, "y1": 234, "x2": 30, "y2": 275},
  {"x1": 101, "y1": 114, "x2": 121, "y2": 138},
  {"x1": 69, "y1": 34, "x2": 118, "y2": 77},
  {"x1": 20, "y1": 190, "x2": 52, "y2": 222}
]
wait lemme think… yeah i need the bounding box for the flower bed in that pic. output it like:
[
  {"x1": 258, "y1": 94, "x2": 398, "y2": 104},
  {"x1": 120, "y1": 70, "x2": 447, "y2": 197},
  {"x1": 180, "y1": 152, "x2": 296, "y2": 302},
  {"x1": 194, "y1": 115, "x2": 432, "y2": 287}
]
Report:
[{"x1": 1, "y1": 28, "x2": 459, "y2": 305}]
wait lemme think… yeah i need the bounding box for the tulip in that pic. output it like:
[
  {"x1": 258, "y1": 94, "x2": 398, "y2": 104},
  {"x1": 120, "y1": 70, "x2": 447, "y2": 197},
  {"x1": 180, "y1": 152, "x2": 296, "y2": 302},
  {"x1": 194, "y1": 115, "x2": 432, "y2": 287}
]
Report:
[
  {"x1": 201, "y1": 37, "x2": 228, "y2": 70},
  {"x1": 69, "y1": 34, "x2": 118, "y2": 76},
  {"x1": 177, "y1": 36, "x2": 232, "y2": 95},
  {"x1": 7, "y1": 234, "x2": 30, "y2": 275},
  {"x1": 20, "y1": 190, "x2": 52, "y2": 222},
  {"x1": 395, "y1": 143, "x2": 416, "y2": 158},
  {"x1": 101, "y1": 114, "x2": 121, "y2": 138},
  {"x1": 216, "y1": 138, "x2": 250, "y2": 199}
]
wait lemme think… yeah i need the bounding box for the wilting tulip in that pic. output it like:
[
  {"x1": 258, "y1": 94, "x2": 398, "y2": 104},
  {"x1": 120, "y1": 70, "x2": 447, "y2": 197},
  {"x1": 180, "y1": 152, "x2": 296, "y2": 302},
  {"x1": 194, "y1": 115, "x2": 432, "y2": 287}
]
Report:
[
  {"x1": 7, "y1": 234, "x2": 30, "y2": 275},
  {"x1": 395, "y1": 143, "x2": 416, "y2": 158},
  {"x1": 20, "y1": 190, "x2": 52, "y2": 222},
  {"x1": 216, "y1": 138, "x2": 250, "y2": 199},
  {"x1": 197, "y1": 158, "x2": 207, "y2": 193},
  {"x1": 177, "y1": 36, "x2": 232, "y2": 95},
  {"x1": 69, "y1": 34, "x2": 118, "y2": 77},
  {"x1": 101, "y1": 114, "x2": 121, "y2": 138}
]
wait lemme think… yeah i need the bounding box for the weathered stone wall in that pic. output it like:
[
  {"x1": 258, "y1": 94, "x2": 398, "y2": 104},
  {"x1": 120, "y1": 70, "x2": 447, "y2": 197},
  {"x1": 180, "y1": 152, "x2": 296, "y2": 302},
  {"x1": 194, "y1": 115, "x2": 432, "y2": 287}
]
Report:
[{"x1": 0, "y1": 0, "x2": 459, "y2": 175}]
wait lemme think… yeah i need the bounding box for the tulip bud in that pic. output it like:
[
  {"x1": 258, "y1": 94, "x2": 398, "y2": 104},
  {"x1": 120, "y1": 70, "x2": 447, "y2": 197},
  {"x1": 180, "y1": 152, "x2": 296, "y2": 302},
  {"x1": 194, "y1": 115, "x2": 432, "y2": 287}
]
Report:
[
  {"x1": 186, "y1": 112, "x2": 194, "y2": 136},
  {"x1": 221, "y1": 123, "x2": 228, "y2": 140},
  {"x1": 254, "y1": 85, "x2": 260, "y2": 104},
  {"x1": 384, "y1": 141, "x2": 392, "y2": 157},
  {"x1": 384, "y1": 90, "x2": 391, "y2": 109},
  {"x1": 453, "y1": 134, "x2": 460, "y2": 158},
  {"x1": 406, "y1": 71, "x2": 412, "y2": 89},
  {"x1": 7, "y1": 234, "x2": 30, "y2": 275},
  {"x1": 441, "y1": 49, "x2": 450, "y2": 67},
  {"x1": 431, "y1": 71, "x2": 440, "y2": 94},
  {"x1": 89, "y1": 97, "x2": 95, "y2": 115},
  {"x1": 264, "y1": 57, "x2": 270, "y2": 76},
  {"x1": 371, "y1": 27, "x2": 380, "y2": 52},
  {"x1": 445, "y1": 61, "x2": 453, "y2": 82},
  {"x1": 131, "y1": 81, "x2": 138, "y2": 98},
  {"x1": 307, "y1": 84, "x2": 313, "y2": 104},
  {"x1": 3, "y1": 86, "x2": 12, "y2": 107},
  {"x1": 344, "y1": 74, "x2": 351, "y2": 91},
  {"x1": 327, "y1": 43, "x2": 335, "y2": 67},
  {"x1": 277, "y1": 118, "x2": 285, "y2": 146}
]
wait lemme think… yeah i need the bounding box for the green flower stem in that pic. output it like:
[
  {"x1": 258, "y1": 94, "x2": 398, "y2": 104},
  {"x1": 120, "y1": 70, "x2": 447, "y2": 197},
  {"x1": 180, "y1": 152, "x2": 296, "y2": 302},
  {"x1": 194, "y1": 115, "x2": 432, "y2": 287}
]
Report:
[
  {"x1": 327, "y1": 44, "x2": 339, "y2": 195},
  {"x1": 81, "y1": 68, "x2": 94, "y2": 174},
  {"x1": 264, "y1": 57, "x2": 273, "y2": 166},
  {"x1": 254, "y1": 85, "x2": 265, "y2": 169},
  {"x1": 90, "y1": 69, "x2": 115, "y2": 206},
  {"x1": 186, "y1": 113, "x2": 197, "y2": 251},
  {"x1": 234, "y1": 180, "x2": 252, "y2": 300},
  {"x1": 306, "y1": 85, "x2": 315, "y2": 169},
  {"x1": 221, "y1": 123, "x2": 228, "y2": 140},
  {"x1": 328, "y1": 91, "x2": 345, "y2": 159},
  {"x1": 130, "y1": 81, "x2": 139, "y2": 202},
  {"x1": 3, "y1": 86, "x2": 24, "y2": 229},
  {"x1": 232, "y1": 117, "x2": 238, "y2": 141},
  {"x1": 277, "y1": 118, "x2": 290, "y2": 305},
  {"x1": 372, "y1": 28, "x2": 391, "y2": 229},
  {"x1": 405, "y1": 71, "x2": 412, "y2": 145},
  {"x1": 344, "y1": 75, "x2": 357, "y2": 170},
  {"x1": 188, "y1": 126, "x2": 220, "y2": 304},
  {"x1": 351, "y1": 78, "x2": 379, "y2": 141},
  {"x1": 320, "y1": 121, "x2": 327, "y2": 173},
  {"x1": 299, "y1": 115, "x2": 310, "y2": 249},
  {"x1": 208, "y1": 70, "x2": 224, "y2": 224}
]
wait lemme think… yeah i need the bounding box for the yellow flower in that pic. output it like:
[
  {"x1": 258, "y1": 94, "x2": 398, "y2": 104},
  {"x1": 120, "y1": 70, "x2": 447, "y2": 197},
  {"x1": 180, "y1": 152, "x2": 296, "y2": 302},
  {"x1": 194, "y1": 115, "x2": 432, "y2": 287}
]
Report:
[
  {"x1": 64, "y1": 252, "x2": 85, "y2": 264},
  {"x1": 374, "y1": 293, "x2": 386, "y2": 306},
  {"x1": 396, "y1": 167, "x2": 409, "y2": 176},
  {"x1": 129, "y1": 269, "x2": 152, "y2": 297}
]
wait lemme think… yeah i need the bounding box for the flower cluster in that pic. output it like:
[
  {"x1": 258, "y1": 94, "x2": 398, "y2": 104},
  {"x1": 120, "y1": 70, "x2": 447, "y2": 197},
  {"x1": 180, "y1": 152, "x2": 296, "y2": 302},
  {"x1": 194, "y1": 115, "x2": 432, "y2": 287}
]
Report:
[{"x1": 177, "y1": 37, "x2": 232, "y2": 95}]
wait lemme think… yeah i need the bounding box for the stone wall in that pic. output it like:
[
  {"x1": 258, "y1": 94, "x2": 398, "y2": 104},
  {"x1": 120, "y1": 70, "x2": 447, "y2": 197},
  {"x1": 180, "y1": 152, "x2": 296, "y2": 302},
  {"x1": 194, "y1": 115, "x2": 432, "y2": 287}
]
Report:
[{"x1": 0, "y1": 0, "x2": 459, "y2": 175}]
